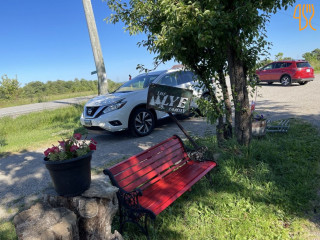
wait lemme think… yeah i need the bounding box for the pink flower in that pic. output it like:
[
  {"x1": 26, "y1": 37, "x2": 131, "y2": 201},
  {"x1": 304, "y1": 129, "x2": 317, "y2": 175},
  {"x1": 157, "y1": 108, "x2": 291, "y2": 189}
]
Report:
[
  {"x1": 44, "y1": 134, "x2": 97, "y2": 161},
  {"x1": 89, "y1": 143, "x2": 96, "y2": 151},
  {"x1": 58, "y1": 141, "x2": 65, "y2": 148},
  {"x1": 52, "y1": 146, "x2": 60, "y2": 153},
  {"x1": 44, "y1": 148, "x2": 52, "y2": 157},
  {"x1": 73, "y1": 133, "x2": 82, "y2": 140},
  {"x1": 70, "y1": 145, "x2": 79, "y2": 152}
]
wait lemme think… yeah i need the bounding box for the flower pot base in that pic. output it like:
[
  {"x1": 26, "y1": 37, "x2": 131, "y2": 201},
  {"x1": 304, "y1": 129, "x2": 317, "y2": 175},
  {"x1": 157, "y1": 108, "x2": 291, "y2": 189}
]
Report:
[{"x1": 44, "y1": 152, "x2": 92, "y2": 197}]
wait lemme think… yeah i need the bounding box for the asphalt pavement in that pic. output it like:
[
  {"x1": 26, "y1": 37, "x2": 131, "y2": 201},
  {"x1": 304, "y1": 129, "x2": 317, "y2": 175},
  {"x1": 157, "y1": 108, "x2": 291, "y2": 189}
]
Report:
[{"x1": 0, "y1": 95, "x2": 95, "y2": 118}]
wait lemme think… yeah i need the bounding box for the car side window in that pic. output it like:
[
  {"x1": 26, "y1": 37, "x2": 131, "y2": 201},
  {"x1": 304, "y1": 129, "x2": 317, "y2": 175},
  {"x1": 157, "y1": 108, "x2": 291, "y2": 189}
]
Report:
[
  {"x1": 159, "y1": 71, "x2": 197, "y2": 86},
  {"x1": 177, "y1": 72, "x2": 195, "y2": 85},
  {"x1": 263, "y1": 64, "x2": 273, "y2": 70},
  {"x1": 158, "y1": 74, "x2": 178, "y2": 86},
  {"x1": 274, "y1": 62, "x2": 283, "y2": 69}
]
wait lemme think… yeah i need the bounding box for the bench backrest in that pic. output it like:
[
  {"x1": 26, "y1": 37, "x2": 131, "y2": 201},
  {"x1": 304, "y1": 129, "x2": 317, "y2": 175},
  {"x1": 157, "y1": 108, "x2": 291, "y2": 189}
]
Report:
[{"x1": 108, "y1": 135, "x2": 190, "y2": 192}]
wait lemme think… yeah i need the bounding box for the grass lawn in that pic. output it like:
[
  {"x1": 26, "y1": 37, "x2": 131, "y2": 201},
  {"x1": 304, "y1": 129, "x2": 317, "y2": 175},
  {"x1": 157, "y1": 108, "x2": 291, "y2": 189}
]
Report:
[
  {"x1": 0, "y1": 104, "x2": 87, "y2": 157},
  {"x1": 0, "y1": 116, "x2": 320, "y2": 239},
  {"x1": 0, "y1": 91, "x2": 97, "y2": 109}
]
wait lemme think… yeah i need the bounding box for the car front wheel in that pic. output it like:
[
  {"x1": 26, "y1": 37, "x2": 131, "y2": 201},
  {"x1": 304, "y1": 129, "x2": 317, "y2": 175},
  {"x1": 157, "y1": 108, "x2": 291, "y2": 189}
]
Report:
[
  {"x1": 280, "y1": 75, "x2": 291, "y2": 86},
  {"x1": 129, "y1": 108, "x2": 155, "y2": 137}
]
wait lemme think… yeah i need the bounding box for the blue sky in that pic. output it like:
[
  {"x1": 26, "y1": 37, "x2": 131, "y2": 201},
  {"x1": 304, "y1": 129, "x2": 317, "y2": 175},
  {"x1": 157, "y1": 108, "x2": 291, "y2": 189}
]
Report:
[{"x1": 0, "y1": 0, "x2": 319, "y2": 86}]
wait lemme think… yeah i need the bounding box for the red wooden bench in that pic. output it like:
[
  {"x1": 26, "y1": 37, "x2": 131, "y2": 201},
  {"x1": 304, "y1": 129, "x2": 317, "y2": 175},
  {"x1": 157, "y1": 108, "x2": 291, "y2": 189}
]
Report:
[{"x1": 103, "y1": 135, "x2": 217, "y2": 238}]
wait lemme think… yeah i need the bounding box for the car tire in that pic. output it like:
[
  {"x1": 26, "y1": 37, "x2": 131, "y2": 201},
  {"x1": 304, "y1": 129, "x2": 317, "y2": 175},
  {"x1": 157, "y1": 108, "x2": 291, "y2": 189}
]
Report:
[
  {"x1": 129, "y1": 108, "x2": 155, "y2": 137},
  {"x1": 280, "y1": 75, "x2": 291, "y2": 86},
  {"x1": 299, "y1": 81, "x2": 308, "y2": 85}
]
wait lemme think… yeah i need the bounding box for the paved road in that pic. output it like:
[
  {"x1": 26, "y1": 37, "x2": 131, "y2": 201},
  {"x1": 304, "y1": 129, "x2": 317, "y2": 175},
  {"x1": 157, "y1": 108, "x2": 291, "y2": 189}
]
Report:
[
  {"x1": 0, "y1": 95, "x2": 96, "y2": 118},
  {"x1": 0, "y1": 74, "x2": 319, "y2": 221}
]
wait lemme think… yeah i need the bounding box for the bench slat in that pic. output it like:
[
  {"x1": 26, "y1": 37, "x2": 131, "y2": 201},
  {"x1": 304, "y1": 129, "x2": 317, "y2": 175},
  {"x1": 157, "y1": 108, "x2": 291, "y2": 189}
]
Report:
[
  {"x1": 114, "y1": 143, "x2": 183, "y2": 184},
  {"x1": 109, "y1": 136, "x2": 180, "y2": 175},
  {"x1": 140, "y1": 160, "x2": 216, "y2": 215},
  {"x1": 138, "y1": 155, "x2": 189, "y2": 191},
  {"x1": 139, "y1": 161, "x2": 207, "y2": 208},
  {"x1": 122, "y1": 152, "x2": 188, "y2": 191}
]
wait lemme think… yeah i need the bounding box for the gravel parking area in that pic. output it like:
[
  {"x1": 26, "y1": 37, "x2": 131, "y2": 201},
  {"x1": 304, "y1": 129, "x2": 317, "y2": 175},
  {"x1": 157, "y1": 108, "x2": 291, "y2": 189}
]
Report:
[{"x1": 253, "y1": 74, "x2": 320, "y2": 129}]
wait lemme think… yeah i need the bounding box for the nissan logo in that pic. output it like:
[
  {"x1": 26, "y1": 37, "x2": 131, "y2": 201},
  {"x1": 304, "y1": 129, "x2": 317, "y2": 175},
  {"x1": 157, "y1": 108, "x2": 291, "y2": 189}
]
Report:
[{"x1": 87, "y1": 108, "x2": 93, "y2": 115}]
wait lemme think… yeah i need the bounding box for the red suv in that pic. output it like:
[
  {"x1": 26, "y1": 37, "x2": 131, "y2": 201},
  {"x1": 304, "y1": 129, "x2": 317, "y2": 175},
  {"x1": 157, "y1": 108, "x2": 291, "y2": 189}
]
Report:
[{"x1": 255, "y1": 60, "x2": 314, "y2": 86}]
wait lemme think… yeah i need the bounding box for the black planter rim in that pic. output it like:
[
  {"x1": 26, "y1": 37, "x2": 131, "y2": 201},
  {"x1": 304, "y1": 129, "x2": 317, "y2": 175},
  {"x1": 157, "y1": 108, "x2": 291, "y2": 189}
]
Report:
[{"x1": 43, "y1": 151, "x2": 93, "y2": 165}]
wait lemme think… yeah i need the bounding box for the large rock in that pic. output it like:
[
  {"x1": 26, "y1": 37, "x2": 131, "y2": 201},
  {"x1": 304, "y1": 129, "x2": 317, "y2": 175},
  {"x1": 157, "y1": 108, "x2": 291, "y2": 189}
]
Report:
[
  {"x1": 43, "y1": 178, "x2": 122, "y2": 240},
  {"x1": 13, "y1": 202, "x2": 79, "y2": 240}
]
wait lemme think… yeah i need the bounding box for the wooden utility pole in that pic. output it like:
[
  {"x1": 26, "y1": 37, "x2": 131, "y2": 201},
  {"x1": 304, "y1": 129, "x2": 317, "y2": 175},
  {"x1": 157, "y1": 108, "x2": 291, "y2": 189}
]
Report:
[{"x1": 82, "y1": 0, "x2": 108, "y2": 95}]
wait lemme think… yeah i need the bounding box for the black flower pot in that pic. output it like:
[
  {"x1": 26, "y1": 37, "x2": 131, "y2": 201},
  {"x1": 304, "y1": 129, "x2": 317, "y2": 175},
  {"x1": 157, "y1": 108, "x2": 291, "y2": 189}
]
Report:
[{"x1": 43, "y1": 151, "x2": 92, "y2": 197}]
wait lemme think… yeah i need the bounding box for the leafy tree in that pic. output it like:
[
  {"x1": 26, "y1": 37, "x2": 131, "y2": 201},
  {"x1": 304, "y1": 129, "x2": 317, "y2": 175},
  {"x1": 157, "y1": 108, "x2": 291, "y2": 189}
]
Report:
[
  {"x1": 302, "y1": 52, "x2": 316, "y2": 62},
  {"x1": 303, "y1": 49, "x2": 320, "y2": 71},
  {"x1": 0, "y1": 75, "x2": 20, "y2": 99},
  {"x1": 105, "y1": 0, "x2": 294, "y2": 145},
  {"x1": 23, "y1": 81, "x2": 47, "y2": 97},
  {"x1": 275, "y1": 52, "x2": 284, "y2": 61},
  {"x1": 256, "y1": 59, "x2": 273, "y2": 69},
  {"x1": 275, "y1": 52, "x2": 292, "y2": 61},
  {"x1": 311, "y1": 48, "x2": 320, "y2": 61}
]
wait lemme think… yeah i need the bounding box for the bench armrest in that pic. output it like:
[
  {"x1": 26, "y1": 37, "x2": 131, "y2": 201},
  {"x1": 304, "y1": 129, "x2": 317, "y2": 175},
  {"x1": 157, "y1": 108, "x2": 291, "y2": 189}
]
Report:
[
  {"x1": 103, "y1": 169, "x2": 155, "y2": 219},
  {"x1": 103, "y1": 168, "x2": 124, "y2": 190},
  {"x1": 121, "y1": 189, "x2": 156, "y2": 220}
]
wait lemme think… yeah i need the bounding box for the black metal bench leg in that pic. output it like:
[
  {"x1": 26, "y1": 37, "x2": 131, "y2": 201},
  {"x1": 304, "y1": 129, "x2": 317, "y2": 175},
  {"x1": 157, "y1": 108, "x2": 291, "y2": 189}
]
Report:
[
  {"x1": 205, "y1": 171, "x2": 214, "y2": 186},
  {"x1": 118, "y1": 203, "x2": 125, "y2": 234},
  {"x1": 144, "y1": 214, "x2": 150, "y2": 240}
]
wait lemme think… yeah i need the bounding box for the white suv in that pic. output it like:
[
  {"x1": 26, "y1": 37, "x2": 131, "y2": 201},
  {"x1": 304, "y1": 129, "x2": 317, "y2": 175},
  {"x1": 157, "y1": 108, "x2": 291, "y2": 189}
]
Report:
[{"x1": 80, "y1": 69, "x2": 209, "y2": 136}]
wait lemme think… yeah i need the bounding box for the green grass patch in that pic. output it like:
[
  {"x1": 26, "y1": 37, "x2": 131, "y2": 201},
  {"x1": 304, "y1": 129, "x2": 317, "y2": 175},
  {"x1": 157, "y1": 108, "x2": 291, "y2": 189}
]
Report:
[
  {"x1": 0, "y1": 91, "x2": 97, "y2": 108},
  {"x1": 0, "y1": 104, "x2": 87, "y2": 156},
  {"x1": 0, "y1": 221, "x2": 17, "y2": 240},
  {"x1": 114, "y1": 120, "x2": 320, "y2": 239}
]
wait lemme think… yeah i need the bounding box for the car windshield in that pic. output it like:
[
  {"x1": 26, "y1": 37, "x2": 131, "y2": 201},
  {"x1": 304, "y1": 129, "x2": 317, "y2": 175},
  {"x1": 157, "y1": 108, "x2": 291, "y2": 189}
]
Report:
[
  {"x1": 297, "y1": 62, "x2": 311, "y2": 68},
  {"x1": 115, "y1": 74, "x2": 160, "y2": 92}
]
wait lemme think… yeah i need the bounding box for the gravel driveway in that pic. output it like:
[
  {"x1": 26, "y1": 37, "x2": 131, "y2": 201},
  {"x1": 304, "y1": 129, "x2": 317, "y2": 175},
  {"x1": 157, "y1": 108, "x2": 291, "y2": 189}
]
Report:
[
  {"x1": 253, "y1": 74, "x2": 320, "y2": 129},
  {"x1": 0, "y1": 74, "x2": 319, "y2": 221}
]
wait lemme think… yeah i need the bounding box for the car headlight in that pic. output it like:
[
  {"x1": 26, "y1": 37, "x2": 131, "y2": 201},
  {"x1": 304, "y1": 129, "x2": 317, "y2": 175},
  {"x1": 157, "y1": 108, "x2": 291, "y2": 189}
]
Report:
[{"x1": 102, "y1": 100, "x2": 127, "y2": 114}]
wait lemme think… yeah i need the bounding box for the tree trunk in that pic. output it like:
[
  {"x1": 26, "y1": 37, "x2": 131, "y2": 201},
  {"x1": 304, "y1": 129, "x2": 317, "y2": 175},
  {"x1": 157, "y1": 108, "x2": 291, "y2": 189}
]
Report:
[
  {"x1": 216, "y1": 115, "x2": 225, "y2": 146},
  {"x1": 227, "y1": 45, "x2": 251, "y2": 145},
  {"x1": 218, "y1": 69, "x2": 233, "y2": 139}
]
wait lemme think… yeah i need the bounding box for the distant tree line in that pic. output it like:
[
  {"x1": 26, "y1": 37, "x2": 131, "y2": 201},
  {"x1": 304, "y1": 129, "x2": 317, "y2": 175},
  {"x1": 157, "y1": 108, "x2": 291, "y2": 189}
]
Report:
[
  {"x1": 0, "y1": 76, "x2": 122, "y2": 100},
  {"x1": 257, "y1": 48, "x2": 320, "y2": 71},
  {"x1": 302, "y1": 48, "x2": 320, "y2": 71}
]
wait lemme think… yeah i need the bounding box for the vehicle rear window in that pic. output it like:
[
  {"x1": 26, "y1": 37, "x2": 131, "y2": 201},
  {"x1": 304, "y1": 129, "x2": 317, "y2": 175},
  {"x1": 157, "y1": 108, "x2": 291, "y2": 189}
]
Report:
[{"x1": 297, "y1": 62, "x2": 311, "y2": 68}]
